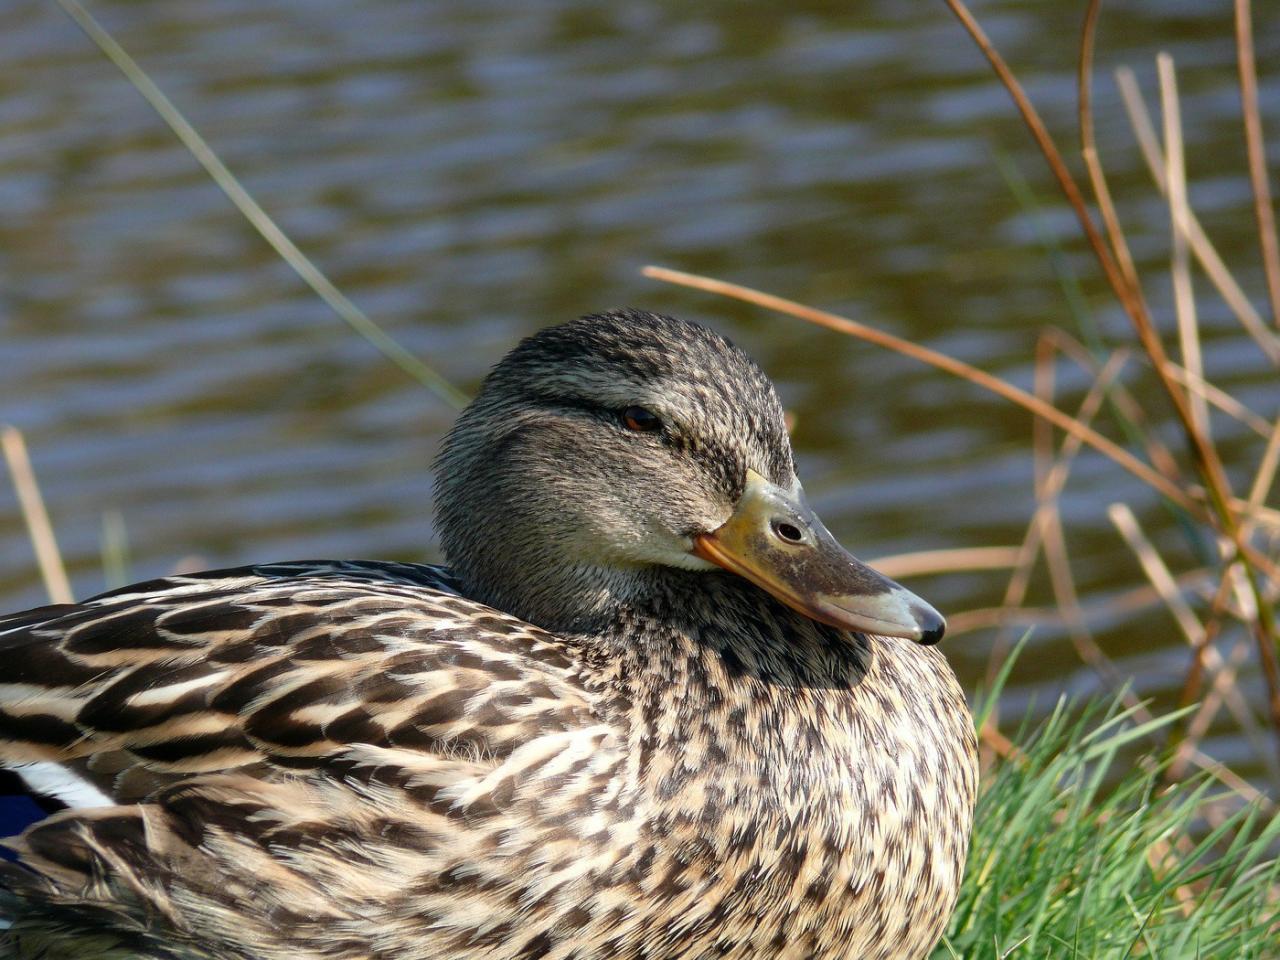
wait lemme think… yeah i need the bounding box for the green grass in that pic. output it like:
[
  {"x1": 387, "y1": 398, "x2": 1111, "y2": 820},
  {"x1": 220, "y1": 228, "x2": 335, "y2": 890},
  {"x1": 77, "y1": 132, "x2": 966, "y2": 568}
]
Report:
[{"x1": 936, "y1": 690, "x2": 1280, "y2": 959}]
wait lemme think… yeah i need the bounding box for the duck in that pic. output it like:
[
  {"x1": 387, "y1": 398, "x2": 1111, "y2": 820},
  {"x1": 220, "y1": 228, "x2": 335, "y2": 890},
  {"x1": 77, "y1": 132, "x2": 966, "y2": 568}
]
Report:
[{"x1": 0, "y1": 309, "x2": 977, "y2": 960}]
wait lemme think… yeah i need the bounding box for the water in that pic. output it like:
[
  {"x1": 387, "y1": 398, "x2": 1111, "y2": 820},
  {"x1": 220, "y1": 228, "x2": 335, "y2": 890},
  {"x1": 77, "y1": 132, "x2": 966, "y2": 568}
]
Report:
[{"x1": 1, "y1": 0, "x2": 1277, "y2": 788}]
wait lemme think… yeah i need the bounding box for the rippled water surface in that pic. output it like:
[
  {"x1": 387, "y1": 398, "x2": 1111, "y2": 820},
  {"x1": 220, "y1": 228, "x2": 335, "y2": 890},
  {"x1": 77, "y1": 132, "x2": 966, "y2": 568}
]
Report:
[{"x1": 2, "y1": 1, "x2": 1278, "y2": 783}]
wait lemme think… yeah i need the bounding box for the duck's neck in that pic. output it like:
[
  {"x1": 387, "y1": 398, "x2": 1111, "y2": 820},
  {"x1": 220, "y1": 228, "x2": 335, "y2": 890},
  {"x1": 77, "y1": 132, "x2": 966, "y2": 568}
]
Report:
[
  {"x1": 581, "y1": 574, "x2": 974, "y2": 859},
  {"x1": 588, "y1": 569, "x2": 873, "y2": 686},
  {"x1": 450, "y1": 559, "x2": 701, "y2": 638},
  {"x1": 571, "y1": 571, "x2": 882, "y2": 776}
]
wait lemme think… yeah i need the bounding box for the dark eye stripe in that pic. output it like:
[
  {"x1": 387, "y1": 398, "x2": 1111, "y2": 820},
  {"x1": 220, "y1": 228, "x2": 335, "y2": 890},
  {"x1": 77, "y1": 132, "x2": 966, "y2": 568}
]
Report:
[{"x1": 622, "y1": 406, "x2": 662, "y2": 433}]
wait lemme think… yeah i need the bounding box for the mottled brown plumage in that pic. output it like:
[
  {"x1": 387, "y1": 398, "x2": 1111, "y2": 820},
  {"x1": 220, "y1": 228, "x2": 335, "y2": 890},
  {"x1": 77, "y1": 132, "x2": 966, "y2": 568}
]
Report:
[{"x1": 0, "y1": 310, "x2": 977, "y2": 959}]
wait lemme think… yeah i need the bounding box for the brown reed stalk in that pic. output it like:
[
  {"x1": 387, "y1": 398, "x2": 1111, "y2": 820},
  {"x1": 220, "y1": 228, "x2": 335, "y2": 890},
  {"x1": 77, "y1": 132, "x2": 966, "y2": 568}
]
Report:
[
  {"x1": 985, "y1": 341, "x2": 1128, "y2": 689},
  {"x1": 650, "y1": 2, "x2": 1280, "y2": 777},
  {"x1": 642, "y1": 265, "x2": 1191, "y2": 508},
  {"x1": 868, "y1": 547, "x2": 1023, "y2": 581},
  {"x1": 947, "y1": 0, "x2": 1280, "y2": 748},
  {"x1": 948, "y1": 0, "x2": 1274, "y2": 611},
  {"x1": 1114, "y1": 67, "x2": 1280, "y2": 364},
  {"x1": 1160, "y1": 56, "x2": 1210, "y2": 441},
  {"x1": 1078, "y1": 0, "x2": 1142, "y2": 303},
  {"x1": 2, "y1": 426, "x2": 73, "y2": 604},
  {"x1": 1109, "y1": 502, "x2": 1279, "y2": 785},
  {"x1": 1234, "y1": 0, "x2": 1280, "y2": 329}
]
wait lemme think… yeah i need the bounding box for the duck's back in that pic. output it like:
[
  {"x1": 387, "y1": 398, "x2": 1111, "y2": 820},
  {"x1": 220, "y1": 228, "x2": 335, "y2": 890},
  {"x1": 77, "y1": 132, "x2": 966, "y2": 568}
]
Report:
[{"x1": 0, "y1": 561, "x2": 630, "y2": 959}]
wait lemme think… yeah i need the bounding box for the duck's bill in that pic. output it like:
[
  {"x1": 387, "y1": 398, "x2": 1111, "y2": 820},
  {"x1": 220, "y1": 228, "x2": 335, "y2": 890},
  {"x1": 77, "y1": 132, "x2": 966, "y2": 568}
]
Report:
[{"x1": 691, "y1": 470, "x2": 945, "y2": 645}]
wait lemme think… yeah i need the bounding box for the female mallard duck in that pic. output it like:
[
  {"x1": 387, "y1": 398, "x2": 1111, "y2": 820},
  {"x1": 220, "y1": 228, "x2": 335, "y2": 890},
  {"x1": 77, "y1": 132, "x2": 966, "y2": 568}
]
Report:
[{"x1": 0, "y1": 310, "x2": 977, "y2": 960}]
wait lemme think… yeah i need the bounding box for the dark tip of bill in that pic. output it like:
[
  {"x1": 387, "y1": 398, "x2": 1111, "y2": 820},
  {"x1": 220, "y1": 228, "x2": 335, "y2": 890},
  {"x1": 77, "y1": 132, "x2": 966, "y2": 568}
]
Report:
[{"x1": 913, "y1": 604, "x2": 946, "y2": 646}]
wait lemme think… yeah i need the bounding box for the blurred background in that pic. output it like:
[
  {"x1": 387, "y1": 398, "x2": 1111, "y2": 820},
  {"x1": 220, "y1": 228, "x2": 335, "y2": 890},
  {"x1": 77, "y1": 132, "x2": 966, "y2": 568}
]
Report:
[{"x1": 1, "y1": 1, "x2": 1277, "y2": 789}]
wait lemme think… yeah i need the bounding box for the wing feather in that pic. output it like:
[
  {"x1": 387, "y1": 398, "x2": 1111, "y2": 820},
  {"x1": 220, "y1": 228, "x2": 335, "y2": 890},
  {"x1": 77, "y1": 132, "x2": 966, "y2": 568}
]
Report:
[
  {"x1": 0, "y1": 562, "x2": 621, "y2": 956},
  {"x1": 0, "y1": 561, "x2": 593, "y2": 789}
]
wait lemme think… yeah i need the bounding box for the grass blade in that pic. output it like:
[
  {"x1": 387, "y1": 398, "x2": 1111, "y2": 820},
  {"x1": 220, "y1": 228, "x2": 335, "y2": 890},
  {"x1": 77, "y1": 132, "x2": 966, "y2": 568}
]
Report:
[{"x1": 53, "y1": 0, "x2": 469, "y2": 410}]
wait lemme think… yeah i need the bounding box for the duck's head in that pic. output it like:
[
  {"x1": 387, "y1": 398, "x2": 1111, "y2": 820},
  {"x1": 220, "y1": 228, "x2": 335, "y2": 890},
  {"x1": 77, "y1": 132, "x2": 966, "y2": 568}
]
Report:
[{"x1": 434, "y1": 309, "x2": 944, "y2": 643}]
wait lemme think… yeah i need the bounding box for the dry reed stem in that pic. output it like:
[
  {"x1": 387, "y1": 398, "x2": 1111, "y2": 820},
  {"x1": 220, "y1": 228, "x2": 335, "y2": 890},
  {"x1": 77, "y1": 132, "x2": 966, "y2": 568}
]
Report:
[
  {"x1": 952, "y1": 562, "x2": 1278, "y2": 638},
  {"x1": 948, "y1": 1, "x2": 1280, "y2": 710},
  {"x1": 53, "y1": 0, "x2": 468, "y2": 410},
  {"x1": 977, "y1": 721, "x2": 1022, "y2": 763},
  {"x1": 1032, "y1": 335, "x2": 1055, "y2": 496},
  {"x1": 1031, "y1": 352, "x2": 1145, "y2": 721},
  {"x1": 1040, "y1": 327, "x2": 1186, "y2": 490},
  {"x1": 1107, "y1": 502, "x2": 1210, "y2": 663},
  {"x1": 1041, "y1": 496, "x2": 1101, "y2": 679},
  {"x1": 1246, "y1": 419, "x2": 1280, "y2": 512},
  {"x1": 1115, "y1": 67, "x2": 1280, "y2": 364},
  {"x1": 948, "y1": 607, "x2": 1056, "y2": 636},
  {"x1": 868, "y1": 547, "x2": 1023, "y2": 580},
  {"x1": 1078, "y1": 0, "x2": 1144, "y2": 311},
  {"x1": 1174, "y1": 634, "x2": 1253, "y2": 782},
  {"x1": 944, "y1": 0, "x2": 1243, "y2": 539},
  {"x1": 1, "y1": 426, "x2": 73, "y2": 604},
  {"x1": 985, "y1": 343, "x2": 1128, "y2": 689},
  {"x1": 948, "y1": 0, "x2": 1280, "y2": 738},
  {"x1": 1222, "y1": 498, "x2": 1280, "y2": 536},
  {"x1": 1162, "y1": 363, "x2": 1272, "y2": 439},
  {"x1": 1159, "y1": 55, "x2": 1210, "y2": 440},
  {"x1": 1234, "y1": 0, "x2": 1280, "y2": 330},
  {"x1": 1018, "y1": 335, "x2": 1065, "y2": 656},
  {"x1": 1173, "y1": 573, "x2": 1237, "y2": 734},
  {"x1": 642, "y1": 265, "x2": 1193, "y2": 509},
  {"x1": 642, "y1": 267, "x2": 1280, "y2": 584},
  {"x1": 1108, "y1": 502, "x2": 1277, "y2": 782},
  {"x1": 1168, "y1": 535, "x2": 1268, "y2": 787},
  {"x1": 984, "y1": 334, "x2": 1066, "y2": 684},
  {"x1": 942, "y1": 0, "x2": 1143, "y2": 328}
]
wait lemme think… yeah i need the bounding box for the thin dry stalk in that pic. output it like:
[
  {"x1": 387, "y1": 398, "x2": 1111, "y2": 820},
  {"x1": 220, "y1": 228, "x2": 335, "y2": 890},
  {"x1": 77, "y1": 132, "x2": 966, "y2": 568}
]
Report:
[
  {"x1": 1042, "y1": 500, "x2": 1110, "y2": 685},
  {"x1": 952, "y1": 568, "x2": 1269, "y2": 642},
  {"x1": 1108, "y1": 502, "x2": 1278, "y2": 782},
  {"x1": 1078, "y1": 0, "x2": 1143, "y2": 303},
  {"x1": 1174, "y1": 572, "x2": 1236, "y2": 719},
  {"x1": 978, "y1": 721, "x2": 1024, "y2": 764},
  {"x1": 944, "y1": 0, "x2": 1235, "y2": 523},
  {"x1": 1197, "y1": 562, "x2": 1280, "y2": 780},
  {"x1": 1107, "y1": 501, "x2": 1206, "y2": 651},
  {"x1": 984, "y1": 334, "x2": 1068, "y2": 683},
  {"x1": 1175, "y1": 635, "x2": 1253, "y2": 781},
  {"x1": 53, "y1": 0, "x2": 468, "y2": 410},
  {"x1": 1115, "y1": 66, "x2": 1280, "y2": 364},
  {"x1": 986, "y1": 343, "x2": 1128, "y2": 688},
  {"x1": 1027, "y1": 350, "x2": 1142, "y2": 713},
  {"x1": 982, "y1": 337, "x2": 1058, "y2": 690},
  {"x1": 1032, "y1": 322, "x2": 1058, "y2": 497},
  {"x1": 948, "y1": 606, "x2": 1058, "y2": 636},
  {"x1": 642, "y1": 265, "x2": 1192, "y2": 510},
  {"x1": 1163, "y1": 363, "x2": 1272, "y2": 439},
  {"x1": 942, "y1": 0, "x2": 1142, "y2": 327},
  {"x1": 946, "y1": 0, "x2": 1280, "y2": 738},
  {"x1": 1167, "y1": 552, "x2": 1256, "y2": 786},
  {"x1": 1246, "y1": 418, "x2": 1280, "y2": 515},
  {"x1": 1159, "y1": 55, "x2": 1209, "y2": 439},
  {"x1": 1223, "y1": 497, "x2": 1280, "y2": 537},
  {"x1": 1, "y1": 426, "x2": 73, "y2": 604},
  {"x1": 949, "y1": 566, "x2": 1220, "y2": 636},
  {"x1": 1234, "y1": 0, "x2": 1280, "y2": 329},
  {"x1": 869, "y1": 547, "x2": 1023, "y2": 580},
  {"x1": 1041, "y1": 327, "x2": 1186, "y2": 490},
  {"x1": 643, "y1": 266, "x2": 1280, "y2": 583}
]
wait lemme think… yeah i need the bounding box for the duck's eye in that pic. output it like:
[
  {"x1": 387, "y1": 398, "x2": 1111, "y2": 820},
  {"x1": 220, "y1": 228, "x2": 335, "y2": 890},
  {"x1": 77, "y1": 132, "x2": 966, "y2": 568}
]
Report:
[{"x1": 622, "y1": 406, "x2": 662, "y2": 433}]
